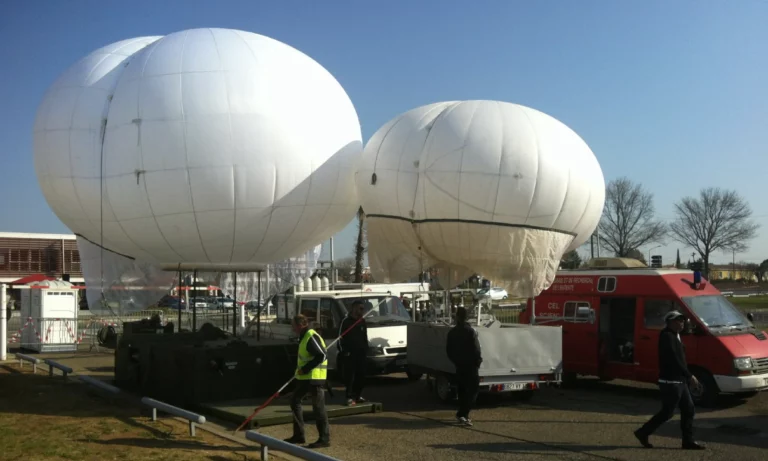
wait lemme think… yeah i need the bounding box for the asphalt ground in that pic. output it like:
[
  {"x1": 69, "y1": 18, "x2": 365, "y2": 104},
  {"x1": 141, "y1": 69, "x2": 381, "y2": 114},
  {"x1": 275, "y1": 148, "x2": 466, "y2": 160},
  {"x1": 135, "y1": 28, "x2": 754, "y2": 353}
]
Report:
[{"x1": 9, "y1": 351, "x2": 768, "y2": 461}]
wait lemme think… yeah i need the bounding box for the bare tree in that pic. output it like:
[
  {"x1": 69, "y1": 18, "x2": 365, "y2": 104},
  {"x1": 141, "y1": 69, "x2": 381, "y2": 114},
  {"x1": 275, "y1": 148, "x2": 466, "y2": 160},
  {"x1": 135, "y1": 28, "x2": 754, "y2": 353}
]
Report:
[
  {"x1": 669, "y1": 188, "x2": 759, "y2": 278},
  {"x1": 626, "y1": 248, "x2": 647, "y2": 265},
  {"x1": 598, "y1": 177, "x2": 667, "y2": 256},
  {"x1": 353, "y1": 207, "x2": 367, "y2": 283}
]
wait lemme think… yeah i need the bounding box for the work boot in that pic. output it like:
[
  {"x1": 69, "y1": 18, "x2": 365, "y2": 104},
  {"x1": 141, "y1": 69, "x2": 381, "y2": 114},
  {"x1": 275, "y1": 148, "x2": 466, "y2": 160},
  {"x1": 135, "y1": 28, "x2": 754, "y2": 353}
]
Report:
[
  {"x1": 682, "y1": 441, "x2": 705, "y2": 450},
  {"x1": 346, "y1": 398, "x2": 356, "y2": 406},
  {"x1": 284, "y1": 435, "x2": 306, "y2": 444},
  {"x1": 633, "y1": 429, "x2": 653, "y2": 448},
  {"x1": 308, "y1": 439, "x2": 330, "y2": 449},
  {"x1": 356, "y1": 396, "x2": 367, "y2": 403}
]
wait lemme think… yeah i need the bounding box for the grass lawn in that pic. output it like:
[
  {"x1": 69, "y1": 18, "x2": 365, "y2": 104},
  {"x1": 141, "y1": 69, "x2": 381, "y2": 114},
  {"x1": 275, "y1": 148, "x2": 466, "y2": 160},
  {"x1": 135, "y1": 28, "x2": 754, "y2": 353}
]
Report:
[
  {"x1": 728, "y1": 295, "x2": 768, "y2": 311},
  {"x1": 0, "y1": 366, "x2": 252, "y2": 461}
]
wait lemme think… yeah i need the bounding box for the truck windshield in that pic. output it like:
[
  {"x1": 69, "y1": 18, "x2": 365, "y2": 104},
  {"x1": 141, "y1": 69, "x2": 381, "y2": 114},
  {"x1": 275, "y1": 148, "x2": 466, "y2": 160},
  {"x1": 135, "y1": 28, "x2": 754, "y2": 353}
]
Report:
[
  {"x1": 342, "y1": 296, "x2": 411, "y2": 324},
  {"x1": 681, "y1": 295, "x2": 753, "y2": 331}
]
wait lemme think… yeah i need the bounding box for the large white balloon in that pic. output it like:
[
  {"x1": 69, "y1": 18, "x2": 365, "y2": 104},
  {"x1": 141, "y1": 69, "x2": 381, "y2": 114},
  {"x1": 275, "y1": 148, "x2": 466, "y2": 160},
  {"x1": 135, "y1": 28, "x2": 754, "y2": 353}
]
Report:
[
  {"x1": 357, "y1": 101, "x2": 604, "y2": 297},
  {"x1": 34, "y1": 28, "x2": 362, "y2": 270}
]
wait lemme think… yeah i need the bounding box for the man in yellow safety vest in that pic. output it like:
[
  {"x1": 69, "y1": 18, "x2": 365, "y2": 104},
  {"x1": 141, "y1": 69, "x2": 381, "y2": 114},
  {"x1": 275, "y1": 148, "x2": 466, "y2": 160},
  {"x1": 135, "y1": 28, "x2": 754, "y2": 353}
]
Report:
[{"x1": 284, "y1": 314, "x2": 330, "y2": 448}]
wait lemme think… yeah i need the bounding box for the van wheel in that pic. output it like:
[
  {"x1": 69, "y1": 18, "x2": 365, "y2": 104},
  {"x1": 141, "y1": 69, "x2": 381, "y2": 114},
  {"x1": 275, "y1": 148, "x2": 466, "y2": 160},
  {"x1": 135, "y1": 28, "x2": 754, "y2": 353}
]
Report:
[
  {"x1": 434, "y1": 374, "x2": 456, "y2": 402},
  {"x1": 690, "y1": 369, "x2": 719, "y2": 407}
]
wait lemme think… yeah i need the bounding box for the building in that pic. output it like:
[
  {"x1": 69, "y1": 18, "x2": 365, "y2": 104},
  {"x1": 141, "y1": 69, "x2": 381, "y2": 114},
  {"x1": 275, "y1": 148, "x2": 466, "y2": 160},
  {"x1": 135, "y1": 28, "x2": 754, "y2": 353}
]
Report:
[
  {"x1": 0, "y1": 232, "x2": 84, "y2": 284},
  {"x1": 709, "y1": 264, "x2": 758, "y2": 282}
]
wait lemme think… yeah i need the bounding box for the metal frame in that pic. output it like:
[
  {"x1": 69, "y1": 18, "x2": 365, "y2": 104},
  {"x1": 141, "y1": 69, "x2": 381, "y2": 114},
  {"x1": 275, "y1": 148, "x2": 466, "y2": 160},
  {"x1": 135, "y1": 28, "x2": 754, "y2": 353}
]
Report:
[
  {"x1": 45, "y1": 359, "x2": 73, "y2": 378},
  {"x1": 245, "y1": 430, "x2": 341, "y2": 461},
  {"x1": 16, "y1": 353, "x2": 40, "y2": 373},
  {"x1": 78, "y1": 375, "x2": 122, "y2": 394},
  {"x1": 141, "y1": 397, "x2": 206, "y2": 436}
]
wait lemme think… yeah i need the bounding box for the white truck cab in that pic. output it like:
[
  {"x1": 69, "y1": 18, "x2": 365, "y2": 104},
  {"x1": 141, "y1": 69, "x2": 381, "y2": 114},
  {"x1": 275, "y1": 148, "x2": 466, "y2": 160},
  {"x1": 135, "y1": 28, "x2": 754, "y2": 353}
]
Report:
[{"x1": 270, "y1": 290, "x2": 419, "y2": 379}]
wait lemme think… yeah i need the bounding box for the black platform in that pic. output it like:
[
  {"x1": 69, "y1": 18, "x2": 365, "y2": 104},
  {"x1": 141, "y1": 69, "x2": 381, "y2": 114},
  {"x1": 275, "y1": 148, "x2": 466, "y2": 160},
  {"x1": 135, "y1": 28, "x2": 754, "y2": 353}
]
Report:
[{"x1": 199, "y1": 397, "x2": 383, "y2": 429}]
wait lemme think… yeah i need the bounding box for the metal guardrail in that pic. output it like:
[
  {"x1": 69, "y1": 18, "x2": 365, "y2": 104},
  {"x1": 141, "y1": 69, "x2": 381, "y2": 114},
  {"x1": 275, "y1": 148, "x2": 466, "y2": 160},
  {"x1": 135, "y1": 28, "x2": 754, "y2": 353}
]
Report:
[
  {"x1": 16, "y1": 353, "x2": 40, "y2": 373},
  {"x1": 245, "y1": 431, "x2": 341, "y2": 461},
  {"x1": 141, "y1": 397, "x2": 206, "y2": 436},
  {"x1": 78, "y1": 375, "x2": 122, "y2": 394},
  {"x1": 44, "y1": 359, "x2": 73, "y2": 378}
]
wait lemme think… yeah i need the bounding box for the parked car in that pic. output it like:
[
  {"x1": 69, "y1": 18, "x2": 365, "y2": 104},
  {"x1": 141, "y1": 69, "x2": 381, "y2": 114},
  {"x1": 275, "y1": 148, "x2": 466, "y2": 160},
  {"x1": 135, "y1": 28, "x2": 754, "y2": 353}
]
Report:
[{"x1": 475, "y1": 287, "x2": 509, "y2": 300}]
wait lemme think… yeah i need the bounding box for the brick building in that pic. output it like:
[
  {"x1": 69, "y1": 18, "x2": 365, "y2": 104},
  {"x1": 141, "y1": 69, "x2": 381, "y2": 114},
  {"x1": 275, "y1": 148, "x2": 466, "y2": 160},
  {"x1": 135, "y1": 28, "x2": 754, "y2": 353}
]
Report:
[{"x1": 0, "y1": 232, "x2": 84, "y2": 284}]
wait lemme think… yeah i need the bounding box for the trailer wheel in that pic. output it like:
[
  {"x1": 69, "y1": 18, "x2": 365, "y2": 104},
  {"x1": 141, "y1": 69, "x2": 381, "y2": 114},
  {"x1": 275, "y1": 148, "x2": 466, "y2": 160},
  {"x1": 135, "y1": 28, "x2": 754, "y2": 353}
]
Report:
[
  {"x1": 434, "y1": 374, "x2": 456, "y2": 402},
  {"x1": 690, "y1": 369, "x2": 719, "y2": 407}
]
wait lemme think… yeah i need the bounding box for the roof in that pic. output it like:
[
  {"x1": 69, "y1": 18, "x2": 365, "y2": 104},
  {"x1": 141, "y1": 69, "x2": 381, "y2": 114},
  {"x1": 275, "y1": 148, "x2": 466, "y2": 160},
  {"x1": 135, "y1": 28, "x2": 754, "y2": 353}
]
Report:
[
  {"x1": 558, "y1": 268, "x2": 694, "y2": 277},
  {"x1": 0, "y1": 232, "x2": 77, "y2": 240},
  {"x1": 10, "y1": 274, "x2": 56, "y2": 285}
]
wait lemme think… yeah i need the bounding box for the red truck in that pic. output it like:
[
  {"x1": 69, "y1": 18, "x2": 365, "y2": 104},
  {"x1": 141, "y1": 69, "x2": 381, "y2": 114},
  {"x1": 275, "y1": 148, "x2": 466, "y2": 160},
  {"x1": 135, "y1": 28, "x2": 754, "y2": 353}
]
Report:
[{"x1": 518, "y1": 257, "x2": 768, "y2": 406}]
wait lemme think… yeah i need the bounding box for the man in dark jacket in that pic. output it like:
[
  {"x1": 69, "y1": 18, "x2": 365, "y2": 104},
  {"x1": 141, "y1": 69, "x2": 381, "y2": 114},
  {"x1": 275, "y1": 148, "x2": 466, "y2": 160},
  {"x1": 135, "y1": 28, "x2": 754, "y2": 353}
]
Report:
[
  {"x1": 338, "y1": 300, "x2": 368, "y2": 406},
  {"x1": 634, "y1": 310, "x2": 704, "y2": 450},
  {"x1": 446, "y1": 307, "x2": 482, "y2": 426}
]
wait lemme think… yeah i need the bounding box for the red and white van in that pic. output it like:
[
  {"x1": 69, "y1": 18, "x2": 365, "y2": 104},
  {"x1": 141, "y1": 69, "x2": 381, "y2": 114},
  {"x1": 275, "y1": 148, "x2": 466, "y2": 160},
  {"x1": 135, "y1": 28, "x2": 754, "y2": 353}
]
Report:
[{"x1": 518, "y1": 258, "x2": 768, "y2": 406}]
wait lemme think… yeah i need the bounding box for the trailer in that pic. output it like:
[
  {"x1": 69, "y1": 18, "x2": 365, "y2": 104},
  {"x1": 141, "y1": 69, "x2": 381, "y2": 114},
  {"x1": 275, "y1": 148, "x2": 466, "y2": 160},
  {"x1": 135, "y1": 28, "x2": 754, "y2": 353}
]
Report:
[{"x1": 408, "y1": 322, "x2": 562, "y2": 401}]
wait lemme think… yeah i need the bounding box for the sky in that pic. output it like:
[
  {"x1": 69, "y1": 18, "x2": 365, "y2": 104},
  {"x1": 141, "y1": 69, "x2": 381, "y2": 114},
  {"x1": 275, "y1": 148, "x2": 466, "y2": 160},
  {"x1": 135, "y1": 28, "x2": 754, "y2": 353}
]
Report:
[{"x1": 1, "y1": 0, "x2": 767, "y2": 268}]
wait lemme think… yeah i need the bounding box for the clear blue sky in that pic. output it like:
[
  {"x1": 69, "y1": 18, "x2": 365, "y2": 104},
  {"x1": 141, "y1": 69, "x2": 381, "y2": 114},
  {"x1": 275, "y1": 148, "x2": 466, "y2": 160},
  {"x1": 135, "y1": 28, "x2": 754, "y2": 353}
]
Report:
[{"x1": 1, "y1": 0, "x2": 766, "y2": 267}]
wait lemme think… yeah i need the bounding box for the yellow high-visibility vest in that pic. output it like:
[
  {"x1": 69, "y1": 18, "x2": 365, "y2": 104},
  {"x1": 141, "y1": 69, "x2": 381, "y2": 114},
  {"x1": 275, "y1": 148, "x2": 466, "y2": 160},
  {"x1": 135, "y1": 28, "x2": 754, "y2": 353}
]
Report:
[{"x1": 297, "y1": 329, "x2": 328, "y2": 382}]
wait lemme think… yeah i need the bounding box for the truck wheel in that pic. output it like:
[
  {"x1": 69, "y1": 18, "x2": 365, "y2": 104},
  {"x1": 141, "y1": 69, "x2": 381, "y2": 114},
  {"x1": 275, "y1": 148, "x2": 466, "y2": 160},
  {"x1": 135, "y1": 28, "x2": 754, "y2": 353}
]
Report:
[
  {"x1": 434, "y1": 374, "x2": 456, "y2": 402},
  {"x1": 406, "y1": 369, "x2": 423, "y2": 382},
  {"x1": 561, "y1": 372, "x2": 578, "y2": 388},
  {"x1": 690, "y1": 369, "x2": 719, "y2": 407}
]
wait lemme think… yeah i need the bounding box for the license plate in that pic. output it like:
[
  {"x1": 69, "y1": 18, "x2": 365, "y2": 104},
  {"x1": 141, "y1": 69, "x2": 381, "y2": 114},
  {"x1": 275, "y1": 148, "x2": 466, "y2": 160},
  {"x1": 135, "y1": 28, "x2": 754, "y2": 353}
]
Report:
[
  {"x1": 503, "y1": 382, "x2": 526, "y2": 391},
  {"x1": 395, "y1": 359, "x2": 407, "y2": 366}
]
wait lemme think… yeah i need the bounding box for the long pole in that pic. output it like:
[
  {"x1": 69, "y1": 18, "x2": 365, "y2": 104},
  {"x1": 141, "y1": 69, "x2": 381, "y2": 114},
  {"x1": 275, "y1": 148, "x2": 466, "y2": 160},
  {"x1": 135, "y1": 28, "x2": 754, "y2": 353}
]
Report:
[
  {"x1": 233, "y1": 272, "x2": 238, "y2": 336},
  {"x1": 1, "y1": 284, "x2": 7, "y2": 361},
  {"x1": 234, "y1": 299, "x2": 385, "y2": 433},
  {"x1": 192, "y1": 269, "x2": 198, "y2": 333},
  {"x1": 256, "y1": 271, "x2": 261, "y2": 341},
  {"x1": 329, "y1": 237, "x2": 335, "y2": 289},
  {"x1": 177, "y1": 269, "x2": 182, "y2": 332}
]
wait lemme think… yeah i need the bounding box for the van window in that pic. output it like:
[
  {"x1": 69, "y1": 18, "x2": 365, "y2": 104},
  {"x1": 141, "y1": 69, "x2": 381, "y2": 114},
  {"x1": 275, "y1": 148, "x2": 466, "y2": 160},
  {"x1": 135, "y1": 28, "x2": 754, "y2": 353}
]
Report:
[
  {"x1": 300, "y1": 299, "x2": 319, "y2": 322},
  {"x1": 563, "y1": 301, "x2": 591, "y2": 322},
  {"x1": 597, "y1": 277, "x2": 616, "y2": 293},
  {"x1": 319, "y1": 298, "x2": 336, "y2": 332},
  {"x1": 643, "y1": 299, "x2": 680, "y2": 329}
]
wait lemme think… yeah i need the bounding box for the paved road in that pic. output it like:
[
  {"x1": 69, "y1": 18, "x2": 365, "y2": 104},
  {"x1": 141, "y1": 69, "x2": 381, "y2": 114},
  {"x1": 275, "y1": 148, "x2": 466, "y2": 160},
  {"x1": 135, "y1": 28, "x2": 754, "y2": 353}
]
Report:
[
  {"x1": 256, "y1": 374, "x2": 768, "y2": 461},
  {"x1": 17, "y1": 352, "x2": 768, "y2": 461}
]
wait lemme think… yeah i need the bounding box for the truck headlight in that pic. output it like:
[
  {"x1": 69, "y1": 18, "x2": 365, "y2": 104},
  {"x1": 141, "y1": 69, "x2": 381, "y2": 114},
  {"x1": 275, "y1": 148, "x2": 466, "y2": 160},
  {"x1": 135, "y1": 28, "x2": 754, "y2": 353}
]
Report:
[{"x1": 733, "y1": 357, "x2": 754, "y2": 371}]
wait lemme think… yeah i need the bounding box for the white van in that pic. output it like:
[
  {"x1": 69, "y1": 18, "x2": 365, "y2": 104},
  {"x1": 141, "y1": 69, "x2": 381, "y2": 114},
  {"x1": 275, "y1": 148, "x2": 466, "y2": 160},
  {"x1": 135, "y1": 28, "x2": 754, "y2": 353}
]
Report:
[{"x1": 268, "y1": 290, "x2": 421, "y2": 380}]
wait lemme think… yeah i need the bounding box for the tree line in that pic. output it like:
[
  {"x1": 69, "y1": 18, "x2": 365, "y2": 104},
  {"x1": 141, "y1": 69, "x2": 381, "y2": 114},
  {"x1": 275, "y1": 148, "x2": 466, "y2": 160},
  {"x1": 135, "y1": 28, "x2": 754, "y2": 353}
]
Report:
[{"x1": 563, "y1": 177, "x2": 762, "y2": 280}]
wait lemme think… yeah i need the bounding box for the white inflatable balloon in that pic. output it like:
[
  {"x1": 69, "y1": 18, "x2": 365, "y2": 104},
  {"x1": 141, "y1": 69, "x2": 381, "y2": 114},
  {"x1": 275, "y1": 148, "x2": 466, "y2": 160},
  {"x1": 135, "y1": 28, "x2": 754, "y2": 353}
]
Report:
[
  {"x1": 357, "y1": 101, "x2": 604, "y2": 297},
  {"x1": 34, "y1": 28, "x2": 362, "y2": 270}
]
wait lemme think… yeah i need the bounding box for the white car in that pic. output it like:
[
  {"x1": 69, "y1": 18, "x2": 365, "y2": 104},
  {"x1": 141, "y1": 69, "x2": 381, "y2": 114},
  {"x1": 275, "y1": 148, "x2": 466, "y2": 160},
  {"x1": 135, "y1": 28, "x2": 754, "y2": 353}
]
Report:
[{"x1": 476, "y1": 287, "x2": 508, "y2": 300}]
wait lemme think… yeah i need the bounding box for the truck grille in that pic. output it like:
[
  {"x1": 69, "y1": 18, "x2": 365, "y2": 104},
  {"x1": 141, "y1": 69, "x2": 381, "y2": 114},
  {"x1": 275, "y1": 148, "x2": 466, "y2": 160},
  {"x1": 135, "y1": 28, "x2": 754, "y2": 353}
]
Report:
[
  {"x1": 754, "y1": 357, "x2": 768, "y2": 374},
  {"x1": 385, "y1": 347, "x2": 407, "y2": 355}
]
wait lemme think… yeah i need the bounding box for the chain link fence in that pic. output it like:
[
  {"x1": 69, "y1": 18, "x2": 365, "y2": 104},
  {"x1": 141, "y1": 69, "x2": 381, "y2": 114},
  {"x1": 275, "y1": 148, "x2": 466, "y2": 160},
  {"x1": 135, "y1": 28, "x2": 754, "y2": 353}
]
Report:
[{"x1": 4, "y1": 309, "x2": 243, "y2": 352}]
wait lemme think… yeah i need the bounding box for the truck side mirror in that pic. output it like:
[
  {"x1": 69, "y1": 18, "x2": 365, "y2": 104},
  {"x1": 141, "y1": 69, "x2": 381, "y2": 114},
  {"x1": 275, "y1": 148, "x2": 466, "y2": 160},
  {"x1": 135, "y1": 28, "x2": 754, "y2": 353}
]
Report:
[
  {"x1": 747, "y1": 312, "x2": 755, "y2": 322},
  {"x1": 588, "y1": 308, "x2": 596, "y2": 325}
]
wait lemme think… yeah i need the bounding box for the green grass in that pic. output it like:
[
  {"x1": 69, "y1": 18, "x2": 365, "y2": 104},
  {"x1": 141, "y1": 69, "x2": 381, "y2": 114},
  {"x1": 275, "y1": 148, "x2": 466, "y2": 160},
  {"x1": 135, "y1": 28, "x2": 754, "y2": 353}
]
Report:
[{"x1": 728, "y1": 295, "x2": 768, "y2": 310}]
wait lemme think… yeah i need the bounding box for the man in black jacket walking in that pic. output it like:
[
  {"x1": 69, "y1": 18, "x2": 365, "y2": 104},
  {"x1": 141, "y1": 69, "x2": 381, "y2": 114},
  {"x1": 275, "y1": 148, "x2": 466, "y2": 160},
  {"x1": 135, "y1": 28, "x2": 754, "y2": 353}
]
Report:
[
  {"x1": 446, "y1": 307, "x2": 482, "y2": 426},
  {"x1": 338, "y1": 300, "x2": 368, "y2": 406},
  {"x1": 634, "y1": 310, "x2": 704, "y2": 450}
]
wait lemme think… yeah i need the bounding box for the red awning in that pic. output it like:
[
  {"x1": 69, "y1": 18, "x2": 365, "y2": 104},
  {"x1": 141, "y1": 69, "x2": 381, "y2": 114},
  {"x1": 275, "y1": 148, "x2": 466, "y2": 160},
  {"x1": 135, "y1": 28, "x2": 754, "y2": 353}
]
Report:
[{"x1": 9, "y1": 274, "x2": 56, "y2": 285}]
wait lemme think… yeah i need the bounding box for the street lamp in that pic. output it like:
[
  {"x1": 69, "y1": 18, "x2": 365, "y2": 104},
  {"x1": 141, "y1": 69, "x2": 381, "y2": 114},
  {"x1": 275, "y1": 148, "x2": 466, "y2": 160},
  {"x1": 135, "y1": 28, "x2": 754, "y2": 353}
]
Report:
[{"x1": 648, "y1": 245, "x2": 662, "y2": 264}]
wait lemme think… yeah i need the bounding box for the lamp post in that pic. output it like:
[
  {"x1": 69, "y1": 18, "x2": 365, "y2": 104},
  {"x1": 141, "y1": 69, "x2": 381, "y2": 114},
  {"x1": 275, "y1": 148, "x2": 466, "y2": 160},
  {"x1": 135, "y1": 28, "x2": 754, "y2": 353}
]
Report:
[{"x1": 648, "y1": 245, "x2": 662, "y2": 264}]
